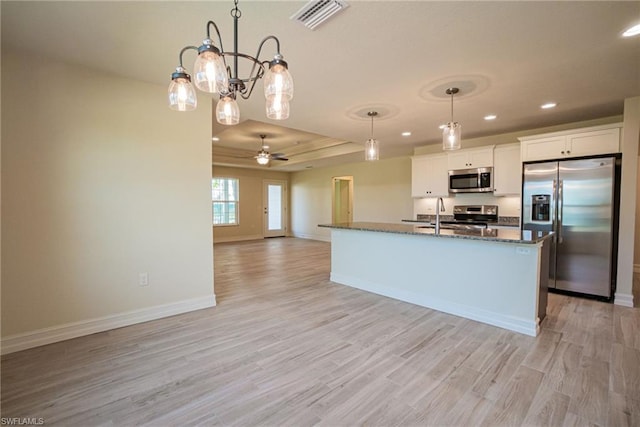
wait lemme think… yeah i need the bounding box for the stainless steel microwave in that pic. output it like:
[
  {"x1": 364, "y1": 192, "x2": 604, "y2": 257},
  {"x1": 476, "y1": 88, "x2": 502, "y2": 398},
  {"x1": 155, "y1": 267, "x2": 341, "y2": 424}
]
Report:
[{"x1": 448, "y1": 167, "x2": 493, "y2": 193}]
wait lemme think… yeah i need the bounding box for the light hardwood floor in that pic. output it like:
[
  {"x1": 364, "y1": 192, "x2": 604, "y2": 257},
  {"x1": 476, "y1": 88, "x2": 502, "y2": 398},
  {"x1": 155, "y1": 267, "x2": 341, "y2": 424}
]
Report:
[{"x1": 2, "y1": 237, "x2": 639, "y2": 426}]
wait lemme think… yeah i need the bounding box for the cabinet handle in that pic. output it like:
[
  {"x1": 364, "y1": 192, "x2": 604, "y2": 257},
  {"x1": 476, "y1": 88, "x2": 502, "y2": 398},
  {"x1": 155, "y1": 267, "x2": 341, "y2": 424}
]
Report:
[
  {"x1": 561, "y1": 151, "x2": 565, "y2": 154},
  {"x1": 567, "y1": 150, "x2": 571, "y2": 154}
]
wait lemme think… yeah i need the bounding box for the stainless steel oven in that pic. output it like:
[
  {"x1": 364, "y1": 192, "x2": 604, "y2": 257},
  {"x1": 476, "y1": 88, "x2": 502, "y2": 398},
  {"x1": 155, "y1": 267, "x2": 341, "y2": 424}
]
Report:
[{"x1": 448, "y1": 167, "x2": 493, "y2": 193}]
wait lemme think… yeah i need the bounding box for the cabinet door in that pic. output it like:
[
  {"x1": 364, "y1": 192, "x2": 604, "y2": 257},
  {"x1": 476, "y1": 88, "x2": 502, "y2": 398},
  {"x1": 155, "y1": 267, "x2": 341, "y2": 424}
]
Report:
[
  {"x1": 520, "y1": 136, "x2": 566, "y2": 162},
  {"x1": 448, "y1": 147, "x2": 494, "y2": 170},
  {"x1": 567, "y1": 128, "x2": 620, "y2": 158},
  {"x1": 411, "y1": 156, "x2": 431, "y2": 197},
  {"x1": 447, "y1": 151, "x2": 471, "y2": 170},
  {"x1": 493, "y1": 144, "x2": 522, "y2": 196},
  {"x1": 468, "y1": 148, "x2": 494, "y2": 168},
  {"x1": 411, "y1": 154, "x2": 449, "y2": 198}
]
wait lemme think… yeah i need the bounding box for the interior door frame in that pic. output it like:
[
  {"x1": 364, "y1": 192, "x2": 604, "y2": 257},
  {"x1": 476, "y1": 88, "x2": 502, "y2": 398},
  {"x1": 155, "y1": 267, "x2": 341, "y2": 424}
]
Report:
[
  {"x1": 332, "y1": 175, "x2": 353, "y2": 223},
  {"x1": 263, "y1": 179, "x2": 288, "y2": 238}
]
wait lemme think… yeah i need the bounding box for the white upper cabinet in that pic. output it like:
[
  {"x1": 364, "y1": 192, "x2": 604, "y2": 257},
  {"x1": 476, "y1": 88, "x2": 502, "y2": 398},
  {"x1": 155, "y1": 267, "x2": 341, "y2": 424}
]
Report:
[
  {"x1": 493, "y1": 143, "x2": 521, "y2": 196},
  {"x1": 411, "y1": 154, "x2": 449, "y2": 198},
  {"x1": 447, "y1": 146, "x2": 494, "y2": 170},
  {"x1": 519, "y1": 124, "x2": 621, "y2": 162}
]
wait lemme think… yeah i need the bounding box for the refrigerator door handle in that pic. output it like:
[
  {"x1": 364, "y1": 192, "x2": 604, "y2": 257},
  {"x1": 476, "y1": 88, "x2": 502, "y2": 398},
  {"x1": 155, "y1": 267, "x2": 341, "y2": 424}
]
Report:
[
  {"x1": 558, "y1": 179, "x2": 564, "y2": 244},
  {"x1": 551, "y1": 179, "x2": 557, "y2": 243}
]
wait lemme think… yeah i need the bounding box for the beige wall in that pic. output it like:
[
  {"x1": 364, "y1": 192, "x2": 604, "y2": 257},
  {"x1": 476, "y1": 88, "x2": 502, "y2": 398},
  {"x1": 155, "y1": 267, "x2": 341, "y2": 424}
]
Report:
[
  {"x1": 212, "y1": 166, "x2": 290, "y2": 243},
  {"x1": 1, "y1": 51, "x2": 214, "y2": 342},
  {"x1": 291, "y1": 157, "x2": 413, "y2": 241}
]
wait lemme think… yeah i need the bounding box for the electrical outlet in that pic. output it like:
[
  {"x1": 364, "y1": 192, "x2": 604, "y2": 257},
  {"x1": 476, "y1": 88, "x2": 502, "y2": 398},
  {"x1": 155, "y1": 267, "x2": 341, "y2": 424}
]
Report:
[{"x1": 138, "y1": 272, "x2": 149, "y2": 287}]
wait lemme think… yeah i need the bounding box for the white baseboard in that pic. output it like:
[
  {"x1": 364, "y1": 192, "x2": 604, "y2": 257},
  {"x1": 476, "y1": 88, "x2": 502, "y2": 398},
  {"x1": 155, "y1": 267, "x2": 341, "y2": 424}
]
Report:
[
  {"x1": 1, "y1": 295, "x2": 216, "y2": 355},
  {"x1": 330, "y1": 273, "x2": 539, "y2": 337},
  {"x1": 292, "y1": 232, "x2": 331, "y2": 242},
  {"x1": 214, "y1": 234, "x2": 263, "y2": 244},
  {"x1": 614, "y1": 292, "x2": 634, "y2": 308}
]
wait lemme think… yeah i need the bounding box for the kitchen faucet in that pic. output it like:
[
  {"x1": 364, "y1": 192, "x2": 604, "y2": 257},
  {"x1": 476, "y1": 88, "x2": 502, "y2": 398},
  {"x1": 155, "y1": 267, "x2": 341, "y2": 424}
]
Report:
[{"x1": 435, "y1": 197, "x2": 445, "y2": 234}]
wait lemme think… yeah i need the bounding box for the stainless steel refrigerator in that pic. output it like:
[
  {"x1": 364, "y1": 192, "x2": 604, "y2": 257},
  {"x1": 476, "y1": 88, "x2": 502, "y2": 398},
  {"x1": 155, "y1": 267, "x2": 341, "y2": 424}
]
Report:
[{"x1": 522, "y1": 156, "x2": 620, "y2": 299}]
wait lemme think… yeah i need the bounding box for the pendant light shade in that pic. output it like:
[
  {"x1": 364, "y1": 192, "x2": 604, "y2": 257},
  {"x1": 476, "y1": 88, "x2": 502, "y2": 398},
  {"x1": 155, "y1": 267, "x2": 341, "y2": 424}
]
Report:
[
  {"x1": 216, "y1": 94, "x2": 240, "y2": 125},
  {"x1": 365, "y1": 138, "x2": 379, "y2": 161},
  {"x1": 442, "y1": 87, "x2": 462, "y2": 151},
  {"x1": 365, "y1": 111, "x2": 380, "y2": 161},
  {"x1": 168, "y1": 68, "x2": 197, "y2": 111},
  {"x1": 443, "y1": 121, "x2": 462, "y2": 151}
]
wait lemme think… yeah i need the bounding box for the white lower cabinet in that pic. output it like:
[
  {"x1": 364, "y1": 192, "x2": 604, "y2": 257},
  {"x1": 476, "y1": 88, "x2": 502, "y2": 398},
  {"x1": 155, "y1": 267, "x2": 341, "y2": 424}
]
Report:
[
  {"x1": 411, "y1": 154, "x2": 449, "y2": 198},
  {"x1": 519, "y1": 124, "x2": 621, "y2": 162},
  {"x1": 493, "y1": 143, "x2": 521, "y2": 196}
]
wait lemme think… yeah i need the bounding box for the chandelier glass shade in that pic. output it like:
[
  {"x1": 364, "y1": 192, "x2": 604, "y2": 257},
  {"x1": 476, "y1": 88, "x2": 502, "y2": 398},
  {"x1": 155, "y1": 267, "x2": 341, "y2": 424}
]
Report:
[
  {"x1": 168, "y1": 68, "x2": 197, "y2": 111},
  {"x1": 168, "y1": 0, "x2": 294, "y2": 125},
  {"x1": 442, "y1": 87, "x2": 461, "y2": 151},
  {"x1": 365, "y1": 111, "x2": 380, "y2": 161},
  {"x1": 216, "y1": 94, "x2": 241, "y2": 125}
]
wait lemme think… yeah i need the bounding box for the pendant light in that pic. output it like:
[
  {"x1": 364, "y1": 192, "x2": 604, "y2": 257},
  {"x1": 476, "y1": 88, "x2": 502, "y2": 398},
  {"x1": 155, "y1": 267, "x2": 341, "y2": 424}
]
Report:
[
  {"x1": 442, "y1": 87, "x2": 461, "y2": 151},
  {"x1": 365, "y1": 111, "x2": 379, "y2": 161}
]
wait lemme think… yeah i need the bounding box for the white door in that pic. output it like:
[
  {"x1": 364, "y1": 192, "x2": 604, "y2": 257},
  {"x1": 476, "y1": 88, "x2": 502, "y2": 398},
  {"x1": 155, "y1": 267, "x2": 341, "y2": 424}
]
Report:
[{"x1": 263, "y1": 180, "x2": 287, "y2": 237}]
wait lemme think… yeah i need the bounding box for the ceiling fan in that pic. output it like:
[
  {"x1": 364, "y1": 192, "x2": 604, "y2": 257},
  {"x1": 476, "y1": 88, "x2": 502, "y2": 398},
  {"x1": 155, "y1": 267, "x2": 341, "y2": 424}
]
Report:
[{"x1": 255, "y1": 134, "x2": 288, "y2": 165}]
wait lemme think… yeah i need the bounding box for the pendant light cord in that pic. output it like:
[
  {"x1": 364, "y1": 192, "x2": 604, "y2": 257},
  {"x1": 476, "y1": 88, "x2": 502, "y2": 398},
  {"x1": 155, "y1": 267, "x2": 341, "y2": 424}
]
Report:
[
  {"x1": 370, "y1": 114, "x2": 374, "y2": 139},
  {"x1": 450, "y1": 92, "x2": 454, "y2": 122}
]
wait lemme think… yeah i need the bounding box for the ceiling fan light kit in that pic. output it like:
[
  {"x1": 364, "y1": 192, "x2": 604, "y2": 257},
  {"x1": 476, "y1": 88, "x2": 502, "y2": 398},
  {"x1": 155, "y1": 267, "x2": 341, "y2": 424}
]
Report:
[
  {"x1": 168, "y1": 0, "x2": 294, "y2": 125},
  {"x1": 442, "y1": 87, "x2": 462, "y2": 151},
  {"x1": 254, "y1": 134, "x2": 289, "y2": 166}
]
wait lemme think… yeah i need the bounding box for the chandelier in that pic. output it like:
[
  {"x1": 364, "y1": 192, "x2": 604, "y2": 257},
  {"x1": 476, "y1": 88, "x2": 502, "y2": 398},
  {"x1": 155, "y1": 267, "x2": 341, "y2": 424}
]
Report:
[{"x1": 168, "y1": 0, "x2": 294, "y2": 125}]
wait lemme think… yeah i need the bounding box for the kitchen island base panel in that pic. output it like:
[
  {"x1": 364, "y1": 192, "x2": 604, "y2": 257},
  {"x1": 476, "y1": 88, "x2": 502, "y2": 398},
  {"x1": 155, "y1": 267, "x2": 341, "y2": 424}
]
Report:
[
  {"x1": 329, "y1": 228, "x2": 548, "y2": 337},
  {"x1": 330, "y1": 272, "x2": 540, "y2": 336}
]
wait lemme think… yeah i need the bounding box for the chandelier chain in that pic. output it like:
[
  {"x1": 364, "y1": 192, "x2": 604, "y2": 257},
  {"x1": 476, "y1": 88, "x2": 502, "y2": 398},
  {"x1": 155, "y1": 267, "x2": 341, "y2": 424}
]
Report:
[{"x1": 231, "y1": 0, "x2": 241, "y2": 18}]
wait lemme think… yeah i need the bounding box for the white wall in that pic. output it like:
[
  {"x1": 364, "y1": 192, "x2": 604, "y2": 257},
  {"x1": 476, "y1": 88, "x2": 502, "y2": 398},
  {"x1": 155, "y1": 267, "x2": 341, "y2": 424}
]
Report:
[
  {"x1": 291, "y1": 157, "x2": 413, "y2": 241},
  {"x1": 616, "y1": 96, "x2": 640, "y2": 307},
  {"x1": 1, "y1": 51, "x2": 215, "y2": 351}
]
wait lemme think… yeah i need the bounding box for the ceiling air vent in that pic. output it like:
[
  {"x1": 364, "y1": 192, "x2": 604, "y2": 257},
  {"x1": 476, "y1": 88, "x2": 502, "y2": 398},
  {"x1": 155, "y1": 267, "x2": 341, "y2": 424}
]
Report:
[{"x1": 290, "y1": 0, "x2": 349, "y2": 30}]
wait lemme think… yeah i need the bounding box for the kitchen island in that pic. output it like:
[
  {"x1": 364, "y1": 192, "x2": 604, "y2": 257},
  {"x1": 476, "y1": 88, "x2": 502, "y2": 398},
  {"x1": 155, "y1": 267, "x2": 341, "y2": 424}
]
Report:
[{"x1": 318, "y1": 222, "x2": 553, "y2": 336}]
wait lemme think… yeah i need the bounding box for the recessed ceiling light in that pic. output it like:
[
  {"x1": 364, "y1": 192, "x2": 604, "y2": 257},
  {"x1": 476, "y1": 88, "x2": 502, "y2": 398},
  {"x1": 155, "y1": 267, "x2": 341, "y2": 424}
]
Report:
[
  {"x1": 541, "y1": 102, "x2": 557, "y2": 109},
  {"x1": 211, "y1": 137, "x2": 220, "y2": 141},
  {"x1": 484, "y1": 114, "x2": 497, "y2": 121},
  {"x1": 401, "y1": 131, "x2": 412, "y2": 137},
  {"x1": 623, "y1": 23, "x2": 640, "y2": 37}
]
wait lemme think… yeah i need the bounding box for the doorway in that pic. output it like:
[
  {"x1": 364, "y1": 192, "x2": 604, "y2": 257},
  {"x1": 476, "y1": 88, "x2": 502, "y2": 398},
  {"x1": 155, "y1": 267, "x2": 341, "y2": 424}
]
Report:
[
  {"x1": 263, "y1": 180, "x2": 287, "y2": 237},
  {"x1": 332, "y1": 176, "x2": 353, "y2": 223}
]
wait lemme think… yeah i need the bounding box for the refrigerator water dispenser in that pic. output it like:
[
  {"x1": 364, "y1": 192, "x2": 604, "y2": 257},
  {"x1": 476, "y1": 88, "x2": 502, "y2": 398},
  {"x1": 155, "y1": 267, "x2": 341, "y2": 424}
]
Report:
[{"x1": 531, "y1": 195, "x2": 550, "y2": 222}]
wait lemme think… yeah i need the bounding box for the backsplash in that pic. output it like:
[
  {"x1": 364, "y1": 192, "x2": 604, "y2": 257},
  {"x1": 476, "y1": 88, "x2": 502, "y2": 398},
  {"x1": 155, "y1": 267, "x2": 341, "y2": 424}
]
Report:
[{"x1": 414, "y1": 194, "x2": 521, "y2": 218}]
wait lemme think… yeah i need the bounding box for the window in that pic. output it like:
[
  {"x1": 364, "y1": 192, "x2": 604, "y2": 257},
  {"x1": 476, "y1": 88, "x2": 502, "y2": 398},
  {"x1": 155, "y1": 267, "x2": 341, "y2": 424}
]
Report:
[{"x1": 212, "y1": 177, "x2": 239, "y2": 226}]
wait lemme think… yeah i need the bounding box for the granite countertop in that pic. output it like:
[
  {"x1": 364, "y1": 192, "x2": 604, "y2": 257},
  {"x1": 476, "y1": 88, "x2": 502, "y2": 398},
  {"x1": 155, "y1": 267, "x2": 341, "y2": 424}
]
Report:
[{"x1": 318, "y1": 222, "x2": 553, "y2": 244}]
